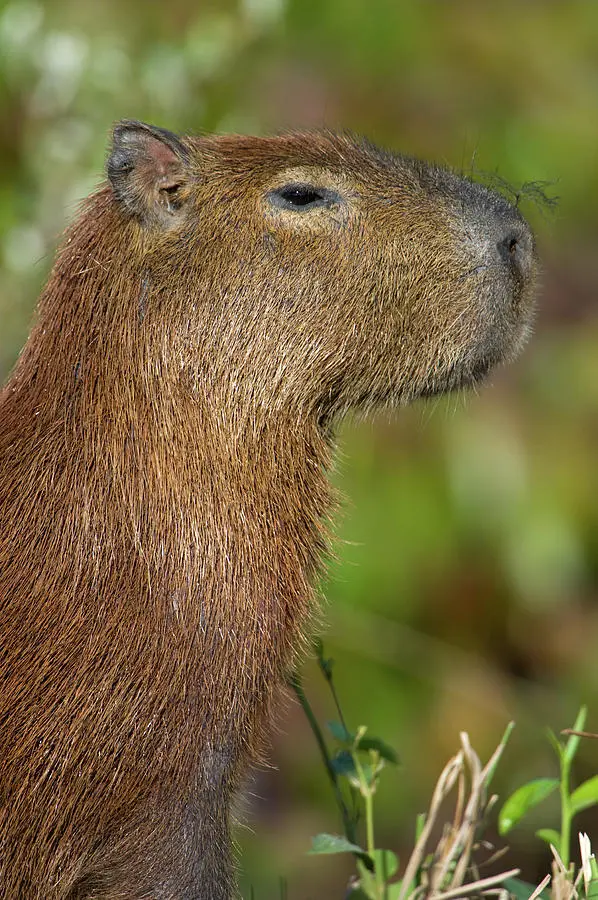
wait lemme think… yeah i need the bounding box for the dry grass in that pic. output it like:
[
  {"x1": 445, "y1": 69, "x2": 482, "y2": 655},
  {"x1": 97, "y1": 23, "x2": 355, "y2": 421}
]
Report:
[
  {"x1": 393, "y1": 731, "x2": 598, "y2": 900},
  {"x1": 396, "y1": 729, "x2": 519, "y2": 899}
]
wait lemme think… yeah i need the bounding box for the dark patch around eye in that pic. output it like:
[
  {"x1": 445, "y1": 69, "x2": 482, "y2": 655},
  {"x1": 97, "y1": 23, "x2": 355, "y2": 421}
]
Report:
[{"x1": 267, "y1": 183, "x2": 342, "y2": 211}]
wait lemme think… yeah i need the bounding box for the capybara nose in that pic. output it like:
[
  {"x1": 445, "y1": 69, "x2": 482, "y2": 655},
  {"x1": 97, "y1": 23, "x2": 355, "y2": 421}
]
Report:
[
  {"x1": 423, "y1": 168, "x2": 536, "y2": 289},
  {"x1": 464, "y1": 191, "x2": 536, "y2": 286},
  {"x1": 496, "y1": 221, "x2": 534, "y2": 280}
]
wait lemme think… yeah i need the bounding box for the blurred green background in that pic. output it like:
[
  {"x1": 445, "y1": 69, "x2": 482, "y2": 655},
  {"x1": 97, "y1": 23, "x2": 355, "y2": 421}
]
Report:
[{"x1": 1, "y1": 0, "x2": 597, "y2": 896}]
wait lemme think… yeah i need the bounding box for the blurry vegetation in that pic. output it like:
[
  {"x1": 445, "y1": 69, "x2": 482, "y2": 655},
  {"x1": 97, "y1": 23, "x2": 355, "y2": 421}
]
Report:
[
  {"x1": 295, "y1": 653, "x2": 598, "y2": 899},
  {"x1": 0, "y1": 0, "x2": 597, "y2": 896}
]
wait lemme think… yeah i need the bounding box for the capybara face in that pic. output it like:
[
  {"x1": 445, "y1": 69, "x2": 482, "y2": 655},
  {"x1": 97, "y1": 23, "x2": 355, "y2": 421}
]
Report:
[{"x1": 106, "y1": 123, "x2": 536, "y2": 424}]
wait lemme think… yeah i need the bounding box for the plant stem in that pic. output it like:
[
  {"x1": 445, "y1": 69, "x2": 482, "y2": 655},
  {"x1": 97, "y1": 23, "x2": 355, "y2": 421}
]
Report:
[
  {"x1": 325, "y1": 667, "x2": 350, "y2": 735},
  {"x1": 287, "y1": 670, "x2": 356, "y2": 845},
  {"x1": 315, "y1": 642, "x2": 360, "y2": 822},
  {"x1": 364, "y1": 787, "x2": 376, "y2": 858},
  {"x1": 560, "y1": 756, "x2": 572, "y2": 870},
  {"x1": 353, "y1": 749, "x2": 384, "y2": 897},
  {"x1": 559, "y1": 706, "x2": 587, "y2": 871}
]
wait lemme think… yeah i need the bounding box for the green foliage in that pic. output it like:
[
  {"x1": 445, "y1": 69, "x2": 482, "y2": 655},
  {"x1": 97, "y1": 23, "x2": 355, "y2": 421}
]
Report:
[
  {"x1": 571, "y1": 777, "x2": 598, "y2": 817},
  {"x1": 496, "y1": 706, "x2": 598, "y2": 899},
  {"x1": 295, "y1": 654, "x2": 598, "y2": 900},
  {"x1": 499, "y1": 707, "x2": 598, "y2": 874},
  {"x1": 309, "y1": 834, "x2": 366, "y2": 857},
  {"x1": 499, "y1": 779, "x2": 560, "y2": 835},
  {"x1": 291, "y1": 645, "x2": 404, "y2": 899},
  {"x1": 293, "y1": 647, "x2": 535, "y2": 899},
  {"x1": 503, "y1": 876, "x2": 550, "y2": 900}
]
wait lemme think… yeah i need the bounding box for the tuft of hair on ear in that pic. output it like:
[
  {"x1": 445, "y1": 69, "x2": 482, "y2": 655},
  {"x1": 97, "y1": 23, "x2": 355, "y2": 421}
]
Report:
[{"x1": 107, "y1": 120, "x2": 191, "y2": 228}]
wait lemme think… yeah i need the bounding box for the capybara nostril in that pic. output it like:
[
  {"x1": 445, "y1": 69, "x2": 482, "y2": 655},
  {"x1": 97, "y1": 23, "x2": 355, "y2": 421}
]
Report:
[
  {"x1": 497, "y1": 224, "x2": 534, "y2": 278},
  {"x1": 501, "y1": 232, "x2": 520, "y2": 261},
  {"x1": 479, "y1": 196, "x2": 535, "y2": 278}
]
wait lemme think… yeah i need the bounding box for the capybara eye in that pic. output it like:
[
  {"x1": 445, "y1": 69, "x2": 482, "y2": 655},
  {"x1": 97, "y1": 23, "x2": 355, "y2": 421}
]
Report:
[
  {"x1": 277, "y1": 185, "x2": 322, "y2": 206},
  {"x1": 268, "y1": 183, "x2": 341, "y2": 211}
]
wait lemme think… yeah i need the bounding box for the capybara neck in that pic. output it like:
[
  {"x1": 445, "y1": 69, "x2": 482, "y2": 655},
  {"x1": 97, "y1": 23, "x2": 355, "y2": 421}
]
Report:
[{"x1": 5, "y1": 187, "x2": 333, "y2": 642}]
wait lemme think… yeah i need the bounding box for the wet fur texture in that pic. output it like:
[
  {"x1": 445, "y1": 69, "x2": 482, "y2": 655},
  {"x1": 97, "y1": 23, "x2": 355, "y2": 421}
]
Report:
[{"x1": 0, "y1": 124, "x2": 537, "y2": 898}]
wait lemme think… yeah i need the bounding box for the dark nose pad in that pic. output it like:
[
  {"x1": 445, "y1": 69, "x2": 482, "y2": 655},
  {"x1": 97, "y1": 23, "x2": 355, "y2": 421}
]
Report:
[{"x1": 462, "y1": 193, "x2": 535, "y2": 284}]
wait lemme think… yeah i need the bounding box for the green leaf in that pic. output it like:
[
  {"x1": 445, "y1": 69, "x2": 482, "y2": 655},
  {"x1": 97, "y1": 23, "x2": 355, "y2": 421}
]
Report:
[
  {"x1": 415, "y1": 812, "x2": 426, "y2": 842},
  {"x1": 356, "y1": 859, "x2": 377, "y2": 897},
  {"x1": 563, "y1": 705, "x2": 587, "y2": 766},
  {"x1": 484, "y1": 721, "x2": 515, "y2": 789},
  {"x1": 357, "y1": 736, "x2": 399, "y2": 765},
  {"x1": 328, "y1": 720, "x2": 353, "y2": 743},
  {"x1": 385, "y1": 883, "x2": 404, "y2": 900},
  {"x1": 354, "y1": 725, "x2": 368, "y2": 746},
  {"x1": 331, "y1": 750, "x2": 357, "y2": 777},
  {"x1": 498, "y1": 778, "x2": 559, "y2": 835},
  {"x1": 308, "y1": 833, "x2": 365, "y2": 856},
  {"x1": 571, "y1": 775, "x2": 598, "y2": 816},
  {"x1": 369, "y1": 849, "x2": 399, "y2": 879},
  {"x1": 546, "y1": 727, "x2": 564, "y2": 761},
  {"x1": 504, "y1": 876, "x2": 550, "y2": 900},
  {"x1": 536, "y1": 828, "x2": 561, "y2": 848}
]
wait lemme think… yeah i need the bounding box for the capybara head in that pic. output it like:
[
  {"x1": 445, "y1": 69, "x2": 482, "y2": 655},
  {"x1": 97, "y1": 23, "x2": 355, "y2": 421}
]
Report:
[{"x1": 98, "y1": 121, "x2": 537, "y2": 426}]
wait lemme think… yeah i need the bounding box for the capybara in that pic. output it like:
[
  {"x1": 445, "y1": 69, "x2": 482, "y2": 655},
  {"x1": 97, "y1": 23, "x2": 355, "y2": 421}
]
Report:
[{"x1": 0, "y1": 121, "x2": 537, "y2": 898}]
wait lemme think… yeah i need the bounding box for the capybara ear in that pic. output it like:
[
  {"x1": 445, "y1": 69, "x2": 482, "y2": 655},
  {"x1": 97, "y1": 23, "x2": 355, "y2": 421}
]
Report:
[{"x1": 107, "y1": 120, "x2": 190, "y2": 227}]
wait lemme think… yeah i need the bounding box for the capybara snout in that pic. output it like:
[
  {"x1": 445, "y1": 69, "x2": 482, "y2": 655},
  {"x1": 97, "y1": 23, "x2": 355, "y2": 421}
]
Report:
[
  {"x1": 409, "y1": 167, "x2": 537, "y2": 397},
  {"x1": 436, "y1": 169, "x2": 536, "y2": 304}
]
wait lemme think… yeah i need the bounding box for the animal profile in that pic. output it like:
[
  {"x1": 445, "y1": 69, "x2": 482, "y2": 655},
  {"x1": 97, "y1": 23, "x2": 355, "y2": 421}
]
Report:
[{"x1": 0, "y1": 121, "x2": 537, "y2": 899}]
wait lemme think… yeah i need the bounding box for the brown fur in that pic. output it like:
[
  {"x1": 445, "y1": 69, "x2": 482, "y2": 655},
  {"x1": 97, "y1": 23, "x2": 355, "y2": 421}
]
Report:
[{"x1": 0, "y1": 122, "x2": 537, "y2": 898}]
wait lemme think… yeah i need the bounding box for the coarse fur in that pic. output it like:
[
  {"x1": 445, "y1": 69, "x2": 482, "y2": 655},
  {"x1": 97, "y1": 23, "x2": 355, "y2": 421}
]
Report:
[{"x1": 0, "y1": 123, "x2": 537, "y2": 898}]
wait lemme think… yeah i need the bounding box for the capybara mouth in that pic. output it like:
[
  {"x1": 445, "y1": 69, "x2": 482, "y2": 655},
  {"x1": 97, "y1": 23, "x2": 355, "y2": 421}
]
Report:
[{"x1": 416, "y1": 348, "x2": 506, "y2": 400}]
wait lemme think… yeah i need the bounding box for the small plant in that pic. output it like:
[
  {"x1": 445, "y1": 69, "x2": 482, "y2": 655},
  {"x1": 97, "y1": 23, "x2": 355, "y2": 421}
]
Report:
[
  {"x1": 290, "y1": 650, "x2": 598, "y2": 899},
  {"x1": 308, "y1": 718, "x2": 401, "y2": 900},
  {"x1": 291, "y1": 643, "x2": 519, "y2": 899},
  {"x1": 499, "y1": 706, "x2": 598, "y2": 898},
  {"x1": 288, "y1": 641, "x2": 403, "y2": 898}
]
